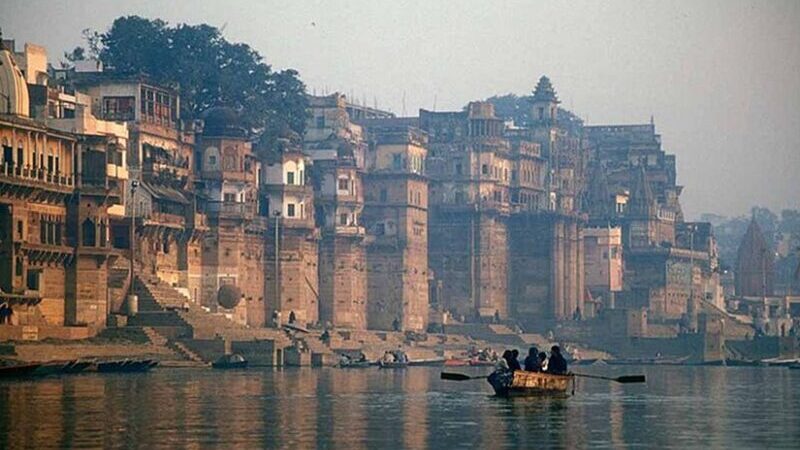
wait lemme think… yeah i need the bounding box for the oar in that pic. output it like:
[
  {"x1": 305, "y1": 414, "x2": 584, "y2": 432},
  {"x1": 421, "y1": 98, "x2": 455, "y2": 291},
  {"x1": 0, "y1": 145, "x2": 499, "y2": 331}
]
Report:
[
  {"x1": 573, "y1": 373, "x2": 645, "y2": 384},
  {"x1": 440, "y1": 372, "x2": 489, "y2": 381}
]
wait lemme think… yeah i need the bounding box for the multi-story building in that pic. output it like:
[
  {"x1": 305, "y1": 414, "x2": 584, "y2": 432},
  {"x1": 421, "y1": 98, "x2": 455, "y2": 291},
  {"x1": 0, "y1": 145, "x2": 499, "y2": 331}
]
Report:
[
  {"x1": 305, "y1": 94, "x2": 368, "y2": 329},
  {"x1": 261, "y1": 138, "x2": 319, "y2": 326},
  {"x1": 195, "y1": 107, "x2": 262, "y2": 325},
  {"x1": 360, "y1": 121, "x2": 430, "y2": 331},
  {"x1": 0, "y1": 40, "x2": 115, "y2": 336},
  {"x1": 422, "y1": 82, "x2": 585, "y2": 325}
]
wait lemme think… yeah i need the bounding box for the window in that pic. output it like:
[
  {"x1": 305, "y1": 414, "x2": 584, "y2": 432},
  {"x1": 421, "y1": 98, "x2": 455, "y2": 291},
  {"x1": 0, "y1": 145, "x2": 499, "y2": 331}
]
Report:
[
  {"x1": 26, "y1": 270, "x2": 40, "y2": 291},
  {"x1": 375, "y1": 223, "x2": 385, "y2": 236},
  {"x1": 209, "y1": 155, "x2": 217, "y2": 166},
  {"x1": 538, "y1": 107, "x2": 544, "y2": 120},
  {"x1": 338, "y1": 178, "x2": 349, "y2": 191},
  {"x1": 287, "y1": 203, "x2": 296, "y2": 217},
  {"x1": 16, "y1": 221, "x2": 22, "y2": 239},
  {"x1": 380, "y1": 189, "x2": 388, "y2": 202},
  {"x1": 482, "y1": 164, "x2": 488, "y2": 175},
  {"x1": 316, "y1": 115, "x2": 325, "y2": 128},
  {"x1": 102, "y1": 96, "x2": 135, "y2": 121},
  {"x1": 339, "y1": 213, "x2": 348, "y2": 225},
  {"x1": 287, "y1": 171, "x2": 295, "y2": 185},
  {"x1": 299, "y1": 170, "x2": 304, "y2": 185},
  {"x1": 455, "y1": 163, "x2": 462, "y2": 175},
  {"x1": 392, "y1": 154, "x2": 402, "y2": 170},
  {"x1": 224, "y1": 193, "x2": 236, "y2": 202}
]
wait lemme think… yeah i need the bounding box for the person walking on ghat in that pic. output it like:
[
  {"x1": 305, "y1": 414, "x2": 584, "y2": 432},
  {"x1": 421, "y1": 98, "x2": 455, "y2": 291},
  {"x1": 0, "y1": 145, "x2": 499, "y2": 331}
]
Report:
[{"x1": 288, "y1": 310, "x2": 296, "y2": 324}]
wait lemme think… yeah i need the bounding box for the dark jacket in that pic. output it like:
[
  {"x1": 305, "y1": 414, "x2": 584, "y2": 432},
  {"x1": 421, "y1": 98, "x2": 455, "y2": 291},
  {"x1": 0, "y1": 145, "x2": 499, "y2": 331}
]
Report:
[
  {"x1": 523, "y1": 355, "x2": 540, "y2": 372},
  {"x1": 548, "y1": 353, "x2": 568, "y2": 374}
]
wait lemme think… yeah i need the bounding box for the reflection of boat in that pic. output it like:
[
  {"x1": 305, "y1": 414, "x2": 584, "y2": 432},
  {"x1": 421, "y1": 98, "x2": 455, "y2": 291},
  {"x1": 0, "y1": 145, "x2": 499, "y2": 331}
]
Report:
[
  {"x1": 0, "y1": 363, "x2": 41, "y2": 378},
  {"x1": 444, "y1": 358, "x2": 469, "y2": 367},
  {"x1": 468, "y1": 359, "x2": 495, "y2": 367},
  {"x1": 32, "y1": 361, "x2": 71, "y2": 377},
  {"x1": 789, "y1": 364, "x2": 800, "y2": 370},
  {"x1": 408, "y1": 358, "x2": 446, "y2": 367},
  {"x1": 487, "y1": 370, "x2": 574, "y2": 397},
  {"x1": 378, "y1": 361, "x2": 408, "y2": 369},
  {"x1": 606, "y1": 356, "x2": 689, "y2": 366},
  {"x1": 212, "y1": 354, "x2": 248, "y2": 369},
  {"x1": 338, "y1": 360, "x2": 372, "y2": 369}
]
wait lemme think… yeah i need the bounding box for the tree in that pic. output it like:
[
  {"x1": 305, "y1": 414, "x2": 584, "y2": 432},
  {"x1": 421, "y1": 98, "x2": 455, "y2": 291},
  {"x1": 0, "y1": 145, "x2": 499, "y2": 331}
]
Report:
[{"x1": 83, "y1": 16, "x2": 308, "y2": 149}]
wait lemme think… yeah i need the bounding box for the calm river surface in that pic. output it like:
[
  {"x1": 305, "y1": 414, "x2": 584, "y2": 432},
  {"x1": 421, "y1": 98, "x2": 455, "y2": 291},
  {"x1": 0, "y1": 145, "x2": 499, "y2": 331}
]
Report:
[{"x1": 1, "y1": 365, "x2": 798, "y2": 449}]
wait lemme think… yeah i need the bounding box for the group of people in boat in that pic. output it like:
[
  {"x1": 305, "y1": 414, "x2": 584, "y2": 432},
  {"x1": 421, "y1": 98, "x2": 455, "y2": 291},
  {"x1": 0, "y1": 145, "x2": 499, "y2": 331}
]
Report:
[
  {"x1": 381, "y1": 349, "x2": 409, "y2": 364},
  {"x1": 495, "y1": 345, "x2": 568, "y2": 375}
]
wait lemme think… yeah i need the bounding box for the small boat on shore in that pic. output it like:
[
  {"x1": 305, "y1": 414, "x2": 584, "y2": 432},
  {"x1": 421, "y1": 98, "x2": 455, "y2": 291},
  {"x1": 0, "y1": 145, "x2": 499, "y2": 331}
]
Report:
[
  {"x1": 487, "y1": 370, "x2": 574, "y2": 397},
  {"x1": 0, "y1": 363, "x2": 41, "y2": 378},
  {"x1": 212, "y1": 354, "x2": 248, "y2": 369},
  {"x1": 96, "y1": 359, "x2": 157, "y2": 373}
]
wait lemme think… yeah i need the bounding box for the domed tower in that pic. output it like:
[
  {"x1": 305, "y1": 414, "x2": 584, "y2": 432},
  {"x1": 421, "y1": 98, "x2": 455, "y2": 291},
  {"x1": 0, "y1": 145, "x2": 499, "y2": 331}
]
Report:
[{"x1": 0, "y1": 40, "x2": 30, "y2": 116}]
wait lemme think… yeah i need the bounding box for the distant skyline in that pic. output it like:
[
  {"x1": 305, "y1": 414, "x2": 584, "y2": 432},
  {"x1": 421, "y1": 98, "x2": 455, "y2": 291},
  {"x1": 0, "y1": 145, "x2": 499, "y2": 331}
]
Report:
[{"x1": 3, "y1": 0, "x2": 798, "y2": 218}]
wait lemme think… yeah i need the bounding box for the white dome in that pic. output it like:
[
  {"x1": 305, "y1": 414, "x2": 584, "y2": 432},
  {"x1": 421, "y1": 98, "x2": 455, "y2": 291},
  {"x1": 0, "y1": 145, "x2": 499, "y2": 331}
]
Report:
[{"x1": 0, "y1": 48, "x2": 30, "y2": 116}]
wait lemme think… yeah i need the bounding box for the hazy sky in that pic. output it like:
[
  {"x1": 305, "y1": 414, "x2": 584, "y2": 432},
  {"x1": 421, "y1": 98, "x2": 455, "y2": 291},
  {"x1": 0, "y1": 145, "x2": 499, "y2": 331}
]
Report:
[{"x1": 3, "y1": 0, "x2": 799, "y2": 219}]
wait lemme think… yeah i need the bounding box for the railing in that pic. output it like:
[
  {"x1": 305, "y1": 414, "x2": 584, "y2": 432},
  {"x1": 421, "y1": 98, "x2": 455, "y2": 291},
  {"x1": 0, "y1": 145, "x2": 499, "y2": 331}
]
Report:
[
  {"x1": 0, "y1": 163, "x2": 74, "y2": 189},
  {"x1": 205, "y1": 202, "x2": 254, "y2": 219}
]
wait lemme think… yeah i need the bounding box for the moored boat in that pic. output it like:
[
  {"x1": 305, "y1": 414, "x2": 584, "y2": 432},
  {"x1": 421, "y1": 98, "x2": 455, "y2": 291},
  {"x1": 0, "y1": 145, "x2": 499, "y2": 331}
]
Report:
[
  {"x1": 0, "y1": 363, "x2": 41, "y2": 378},
  {"x1": 378, "y1": 360, "x2": 408, "y2": 369},
  {"x1": 212, "y1": 354, "x2": 248, "y2": 369},
  {"x1": 338, "y1": 360, "x2": 372, "y2": 369},
  {"x1": 487, "y1": 370, "x2": 574, "y2": 397},
  {"x1": 96, "y1": 359, "x2": 157, "y2": 373}
]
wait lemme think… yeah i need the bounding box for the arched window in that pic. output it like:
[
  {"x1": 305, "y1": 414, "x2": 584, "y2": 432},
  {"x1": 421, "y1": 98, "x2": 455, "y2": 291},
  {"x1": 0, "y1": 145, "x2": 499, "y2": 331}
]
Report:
[{"x1": 82, "y1": 218, "x2": 96, "y2": 247}]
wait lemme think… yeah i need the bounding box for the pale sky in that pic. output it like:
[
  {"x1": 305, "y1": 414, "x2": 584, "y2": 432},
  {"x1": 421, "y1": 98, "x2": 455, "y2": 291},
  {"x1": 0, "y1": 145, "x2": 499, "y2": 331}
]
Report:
[{"x1": 3, "y1": 0, "x2": 799, "y2": 219}]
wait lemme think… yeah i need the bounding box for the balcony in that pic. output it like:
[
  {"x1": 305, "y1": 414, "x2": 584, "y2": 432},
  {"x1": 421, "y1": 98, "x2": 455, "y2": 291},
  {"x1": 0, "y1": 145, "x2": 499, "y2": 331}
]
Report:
[
  {"x1": 144, "y1": 211, "x2": 186, "y2": 228},
  {"x1": 205, "y1": 201, "x2": 254, "y2": 220},
  {"x1": 0, "y1": 163, "x2": 74, "y2": 193}
]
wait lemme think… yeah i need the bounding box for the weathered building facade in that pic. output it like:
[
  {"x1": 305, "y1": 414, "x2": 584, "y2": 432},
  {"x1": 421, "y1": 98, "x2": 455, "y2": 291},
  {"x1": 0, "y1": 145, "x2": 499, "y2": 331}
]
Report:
[
  {"x1": 361, "y1": 121, "x2": 430, "y2": 331},
  {"x1": 305, "y1": 95, "x2": 368, "y2": 329}
]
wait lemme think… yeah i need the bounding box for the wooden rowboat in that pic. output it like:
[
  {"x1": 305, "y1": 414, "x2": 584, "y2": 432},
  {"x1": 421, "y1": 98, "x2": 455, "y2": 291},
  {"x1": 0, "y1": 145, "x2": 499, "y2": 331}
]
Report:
[{"x1": 488, "y1": 370, "x2": 574, "y2": 397}]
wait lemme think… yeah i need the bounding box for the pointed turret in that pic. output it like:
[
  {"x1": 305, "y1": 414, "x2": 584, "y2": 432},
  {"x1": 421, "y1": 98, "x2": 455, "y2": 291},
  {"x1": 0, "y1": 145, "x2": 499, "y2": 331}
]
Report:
[
  {"x1": 530, "y1": 75, "x2": 559, "y2": 124},
  {"x1": 628, "y1": 166, "x2": 656, "y2": 216},
  {"x1": 735, "y1": 216, "x2": 775, "y2": 297}
]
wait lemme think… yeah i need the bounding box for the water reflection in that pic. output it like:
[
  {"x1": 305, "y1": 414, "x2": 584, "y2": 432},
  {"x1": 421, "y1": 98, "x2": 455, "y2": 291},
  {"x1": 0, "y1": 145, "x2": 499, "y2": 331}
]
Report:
[{"x1": 0, "y1": 366, "x2": 798, "y2": 449}]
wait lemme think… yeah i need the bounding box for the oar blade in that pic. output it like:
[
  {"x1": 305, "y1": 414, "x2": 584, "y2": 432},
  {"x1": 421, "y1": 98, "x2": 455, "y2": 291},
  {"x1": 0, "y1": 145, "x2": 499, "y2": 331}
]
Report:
[
  {"x1": 440, "y1": 372, "x2": 472, "y2": 381},
  {"x1": 616, "y1": 375, "x2": 646, "y2": 384}
]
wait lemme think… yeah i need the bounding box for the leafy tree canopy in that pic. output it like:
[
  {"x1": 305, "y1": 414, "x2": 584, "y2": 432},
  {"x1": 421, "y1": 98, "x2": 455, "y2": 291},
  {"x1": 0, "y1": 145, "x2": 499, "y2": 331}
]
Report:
[{"x1": 68, "y1": 16, "x2": 308, "y2": 150}]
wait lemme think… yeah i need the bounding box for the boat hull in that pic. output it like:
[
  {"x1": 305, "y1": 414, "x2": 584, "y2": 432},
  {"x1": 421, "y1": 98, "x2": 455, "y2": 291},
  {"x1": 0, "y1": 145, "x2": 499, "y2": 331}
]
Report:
[{"x1": 488, "y1": 370, "x2": 574, "y2": 397}]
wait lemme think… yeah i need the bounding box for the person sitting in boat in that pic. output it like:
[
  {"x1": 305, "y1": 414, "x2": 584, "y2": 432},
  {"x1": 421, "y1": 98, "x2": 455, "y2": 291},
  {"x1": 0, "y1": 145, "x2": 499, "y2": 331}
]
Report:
[
  {"x1": 501, "y1": 350, "x2": 520, "y2": 372},
  {"x1": 523, "y1": 347, "x2": 540, "y2": 372},
  {"x1": 510, "y1": 349, "x2": 522, "y2": 371},
  {"x1": 495, "y1": 353, "x2": 511, "y2": 372},
  {"x1": 381, "y1": 351, "x2": 396, "y2": 364},
  {"x1": 547, "y1": 345, "x2": 568, "y2": 375},
  {"x1": 393, "y1": 349, "x2": 409, "y2": 364},
  {"x1": 537, "y1": 352, "x2": 548, "y2": 372}
]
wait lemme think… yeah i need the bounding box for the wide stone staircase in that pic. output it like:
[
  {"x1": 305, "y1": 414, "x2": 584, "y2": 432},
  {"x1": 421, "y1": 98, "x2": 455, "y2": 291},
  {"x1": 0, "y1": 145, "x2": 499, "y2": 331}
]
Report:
[{"x1": 131, "y1": 275, "x2": 294, "y2": 360}]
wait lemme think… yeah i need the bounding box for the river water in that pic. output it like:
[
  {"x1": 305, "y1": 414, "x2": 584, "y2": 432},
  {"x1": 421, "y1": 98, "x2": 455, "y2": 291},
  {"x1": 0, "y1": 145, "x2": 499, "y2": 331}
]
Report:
[{"x1": 1, "y1": 365, "x2": 798, "y2": 449}]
